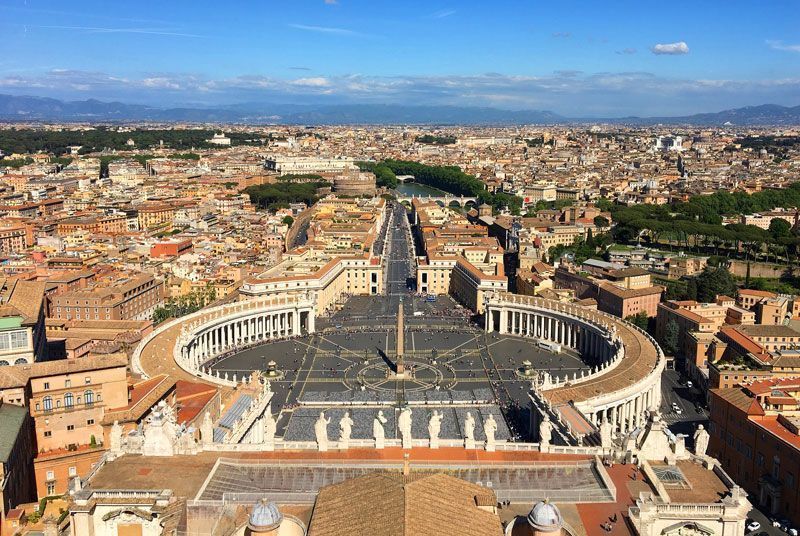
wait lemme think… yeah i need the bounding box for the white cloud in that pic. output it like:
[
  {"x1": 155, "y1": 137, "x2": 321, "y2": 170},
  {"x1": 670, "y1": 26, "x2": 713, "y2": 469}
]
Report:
[
  {"x1": 288, "y1": 23, "x2": 357, "y2": 36},
  {"x1": 767, "y1": 40, "x2": 800, "y2": 53},
  {"x1": 2, "y1": 69, "x2": 799, "y2": 117},
  {"x1": 651, "y1": 41, "x2": 689, "y2": 55},
  {"x1": 31, "y1": 24, "x2": 204, "y2": 38},
  {"x1": 430, "y1": 9, "x2": 456, "y2": 19},
  {"x1": 291, "y1": 77, "x2": 331, "y2": 87},
  {"x1": 142, "y1": 77, "x2": 182, "y2": 90}
]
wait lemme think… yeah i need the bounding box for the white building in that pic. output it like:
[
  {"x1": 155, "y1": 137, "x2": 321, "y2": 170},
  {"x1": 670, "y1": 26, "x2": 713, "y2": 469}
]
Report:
[
  {"x1": 264, "y1": 156, "x2": 356, "y2": 175},
  {"x1": 655, "y1": 136, "x2": 683, "y2": 152}
]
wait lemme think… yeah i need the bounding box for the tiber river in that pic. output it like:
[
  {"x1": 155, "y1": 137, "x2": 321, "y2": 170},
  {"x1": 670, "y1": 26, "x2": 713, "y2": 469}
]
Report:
[{"x1": 395, "y1": 181, "x2": 448, "y2": 197}]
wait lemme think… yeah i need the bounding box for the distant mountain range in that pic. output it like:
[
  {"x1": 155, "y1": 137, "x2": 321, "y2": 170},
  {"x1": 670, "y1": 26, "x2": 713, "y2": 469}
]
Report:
[{"x1": 1, "y1": 93, "x2": 799, "y2": 126}]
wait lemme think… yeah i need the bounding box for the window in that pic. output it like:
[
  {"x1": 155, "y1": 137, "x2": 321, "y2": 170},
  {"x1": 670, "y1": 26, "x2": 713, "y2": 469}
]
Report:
[
  {"x1": 43, "y1": 396, "x2": 52, "y2": 412},
  {"x1": 43, "y1": 430, "x2": 51, "y2": 437},
  {"x1": 43, "y1": 382, "x2": 50, "y2": 390},
  {"x1": 68, "y1": 466, "x2": 77, "y2": 477},
  {"x1": 86, "y1": 419, "x2": 94, "y2": 425},
  {"x1": 64, "y1": 392, "x2": 74, "y2": 408},
  {"x1": 46, "y1": 470, "x2": 54, "y2": 481},
  {"x1": 65, "y1": 379, "x2": 71, "y2": 388},
  {"x1": 84, "y1": 390, "x2": 94, "y2": 405},
  {"x1": 66, "y1": 425, "x2": 74, "y2": 431}
]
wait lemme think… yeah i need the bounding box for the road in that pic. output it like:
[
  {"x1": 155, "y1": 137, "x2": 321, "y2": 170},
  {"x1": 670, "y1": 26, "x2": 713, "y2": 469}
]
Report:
[
  {"x1": 659, "y1": 368, "x2": 708, "y2": 438},
  {"x1": 384, "y1": 202, "x2": 415, "y2": 314}
]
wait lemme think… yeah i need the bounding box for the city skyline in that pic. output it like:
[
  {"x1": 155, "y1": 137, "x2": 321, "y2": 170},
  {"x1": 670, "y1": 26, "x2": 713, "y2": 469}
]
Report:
[{"x1": 1, "y1": 0, "x2": 799, "y2": 116}]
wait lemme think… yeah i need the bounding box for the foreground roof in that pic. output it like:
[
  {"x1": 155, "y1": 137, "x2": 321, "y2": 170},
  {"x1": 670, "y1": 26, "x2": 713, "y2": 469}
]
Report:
[{"x1": 309, "y1": 471, "x2": 503, "y2": 536}]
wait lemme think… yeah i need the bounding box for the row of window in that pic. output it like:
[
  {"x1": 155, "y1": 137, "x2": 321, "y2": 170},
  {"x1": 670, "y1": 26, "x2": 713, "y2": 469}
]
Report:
[
  {"x1": 43, "y1": 377, "x2": 92, "y2": 390},
  {"x1": 38, "y1": 390, "x2": 97, "y2": 411},
  {"x1": 0, "y1": 330, "x2": 28, "y2": 351},
  {"x1": 43, "y1": 418, "x2": 94, "y2": 437}
]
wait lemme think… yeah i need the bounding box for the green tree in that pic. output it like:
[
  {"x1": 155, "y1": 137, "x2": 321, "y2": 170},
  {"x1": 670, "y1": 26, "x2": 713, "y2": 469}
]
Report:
[
  {"x1": 695, "y1": 265, "x2": 737, "y2": 302},
  {"x1": 625, "y1": 311, "x2": 649, "y2": 331},
  {"x1": 663, "y1": 318, "x2": 680, "y2": 356},
  {"x1": 595, "y1": 198, "x2": 614, "y2": 212},
  {"x1": 282, "y1": 215, "x2": 294, "y2": 227},
  {"x1": 769, "y1": 218, "x2": 792, "y2": 240},
  {"x1": 593, "y1": 215, "x2": 610, "y2": 230}
]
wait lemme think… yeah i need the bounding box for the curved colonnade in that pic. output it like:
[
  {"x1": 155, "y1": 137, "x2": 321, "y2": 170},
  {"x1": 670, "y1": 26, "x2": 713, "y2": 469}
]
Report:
[
  {"x1": 484, "y1": 292, "x2": 665, "y2": 436},
  {"x1": 132, "y1": 294, "x2": 316, "y2": 387}
]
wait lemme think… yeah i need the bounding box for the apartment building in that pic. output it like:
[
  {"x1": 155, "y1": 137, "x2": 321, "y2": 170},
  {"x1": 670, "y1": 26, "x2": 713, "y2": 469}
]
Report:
[
  {"x1": 554, "y1": 265, "x2": 663, "y2": 319},
  {"x1": 27, "y1": 354, "x2": 128, "y2": 497},
  {"x1": 0, "y1": 225, "x2": 27, "y2": 253},
  {"x1": 56, "y1": 214, "x2": 128, "y2": 236},
  {"x1": 49, "y1": 273, "x2": 164, "y2": 322},
  {"x1": 709, "y1": 378, "x2": 800, "y2": 526},
  {"x1": 709, "y1": 324, "x2": 800, "y2": 390},
  {"x1": 413, "y1": 199, "x2": 508, "y2": 312}
]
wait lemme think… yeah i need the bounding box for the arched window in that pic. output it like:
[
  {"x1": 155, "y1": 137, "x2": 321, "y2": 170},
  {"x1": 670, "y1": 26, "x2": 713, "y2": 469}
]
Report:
[
  {"x1": 84, "y1": 390, "x2": 94, "y2": 405},
  {"x1": 64, "y1": 392, "x2": 74, "y2": 408},
  {"x1": 0, "y1": 360, "x2": 9, "y2": 367},
  {"x1": 43, "y1": 396, "x2": 52, "y2": 411}
]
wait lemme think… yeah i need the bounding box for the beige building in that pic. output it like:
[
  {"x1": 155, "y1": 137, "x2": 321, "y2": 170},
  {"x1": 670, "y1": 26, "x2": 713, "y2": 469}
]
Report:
[
  {"x1": 29, "y1": 354, "x2": 128, "y2": 497},
  {"x1": 49, "y1": 273, "x2": 164, "y2": 322}
]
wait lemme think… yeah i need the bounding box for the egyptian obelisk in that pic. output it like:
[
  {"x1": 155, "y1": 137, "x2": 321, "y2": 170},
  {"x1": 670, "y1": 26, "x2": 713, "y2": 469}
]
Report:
[{"x1": 396, "y1": 300, "x2": 405, "y2": 376}]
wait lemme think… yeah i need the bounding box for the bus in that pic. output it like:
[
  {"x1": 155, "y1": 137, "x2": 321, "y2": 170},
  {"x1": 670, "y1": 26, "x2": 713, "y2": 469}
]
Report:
[
  {"x1": 426, "y1": 294, "x2": 437, "y2": 302},
  {"x1": 537, "y1": 340, "x2": 562, "y2": 354}
]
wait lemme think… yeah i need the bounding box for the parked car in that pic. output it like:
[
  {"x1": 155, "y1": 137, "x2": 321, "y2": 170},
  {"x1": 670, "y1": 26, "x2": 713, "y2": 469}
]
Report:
[{"x1": 746, "y1": 521, "x2": 761, "y2": 532}]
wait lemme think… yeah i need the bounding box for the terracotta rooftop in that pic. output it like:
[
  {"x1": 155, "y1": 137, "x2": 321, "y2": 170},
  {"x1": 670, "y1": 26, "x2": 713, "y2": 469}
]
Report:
[{"x1": 309, "y1": 472, "x2": 503, "y2": 536}]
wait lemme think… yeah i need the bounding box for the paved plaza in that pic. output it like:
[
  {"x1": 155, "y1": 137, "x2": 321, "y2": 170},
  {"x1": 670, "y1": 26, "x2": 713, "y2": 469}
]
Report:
[{"x1": 209, "y1": 304, "x2": 589, "y2": 439}]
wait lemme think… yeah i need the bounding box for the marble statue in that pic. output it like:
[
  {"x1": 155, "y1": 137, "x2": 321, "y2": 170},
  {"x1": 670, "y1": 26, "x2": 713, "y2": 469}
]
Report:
[
  {"x1": 142, "y1": 401, "x2": 177, "y2": 457},
  {"x1": 110, "y1": 420, "x2": 123, "y2": 456},
  {"x1": 428, "y1": 410, "x2": 443, "y2": 449},
  {"x1": 539, "y1": 415, "x2": 553, "y2": 452},
  {"x1": 339, "y1": 412, "x2": 353, "y2": 449},
  {"x1": 484, "y1": 414, "x2": 497, "y2": 452},
  {"x1": 263, "y1": 406, "x2": 277, "y2": 451},
  {"x1": 374, "y1": 411, "x2": 387, "y2": 449},
  {"x1": 398, "y1": 407, "x2": 413, "y2": 449},
  {"x1": 315, "y1": 412, "x2": 331, "y2": 452},
  {"x1": 464, "y1": 412, "x2": 476, "y2": 449},
  {"x1": 600, "y1": 416, "x2": 613, "y2": 449},
  {"x1": 693, "y1": 424, "x2": 710, "y2": 457},
  {"x1": 200, "y1": 411, "x2": 214, "y2": 447}
]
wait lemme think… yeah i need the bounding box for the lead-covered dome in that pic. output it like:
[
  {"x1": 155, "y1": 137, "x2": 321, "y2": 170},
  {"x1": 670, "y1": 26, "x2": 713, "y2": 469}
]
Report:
[
  {"x1": 527, "y1": 499, "x2": 563, "y2": 532},
  {"x1": 248, "y1": 499, "x2": 283, "y2": 532}
]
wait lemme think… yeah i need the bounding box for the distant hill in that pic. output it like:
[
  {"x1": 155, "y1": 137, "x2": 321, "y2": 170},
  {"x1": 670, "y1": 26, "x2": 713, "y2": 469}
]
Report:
[
  {"x1": 608, "y1": 104, "x2": 800, "y2": 126},
  {"x1": 0, "y1": 93, "x2": 798, "y2": 125}
]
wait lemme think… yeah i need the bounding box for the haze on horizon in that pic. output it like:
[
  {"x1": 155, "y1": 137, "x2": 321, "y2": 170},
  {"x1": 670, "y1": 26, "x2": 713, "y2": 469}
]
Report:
[{"x1": 1, "y1": 0, "x2": 799, "y2": 118}]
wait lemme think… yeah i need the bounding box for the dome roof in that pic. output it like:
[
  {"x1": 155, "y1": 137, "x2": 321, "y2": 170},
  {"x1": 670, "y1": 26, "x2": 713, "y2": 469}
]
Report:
[
  {"x1": 527, "y1": 500, "x2": 563, "y2": 532},
  {"x1": 248, "y1": 499, "x2": 283, "y2": 531}
]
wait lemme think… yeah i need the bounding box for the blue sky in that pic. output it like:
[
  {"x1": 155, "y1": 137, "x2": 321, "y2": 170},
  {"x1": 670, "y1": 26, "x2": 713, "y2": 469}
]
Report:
[{"x1": 1, "y1": 0, "x2": 799, "y2": 116}]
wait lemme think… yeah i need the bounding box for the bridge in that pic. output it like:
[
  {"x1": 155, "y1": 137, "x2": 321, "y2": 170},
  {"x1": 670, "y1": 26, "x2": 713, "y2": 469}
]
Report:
[{"x1": 396, "y1": 194, "x2": 479, "y2": 208}]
